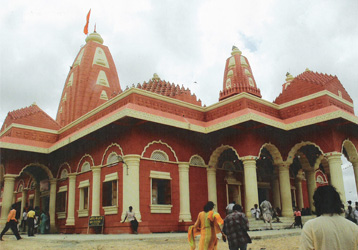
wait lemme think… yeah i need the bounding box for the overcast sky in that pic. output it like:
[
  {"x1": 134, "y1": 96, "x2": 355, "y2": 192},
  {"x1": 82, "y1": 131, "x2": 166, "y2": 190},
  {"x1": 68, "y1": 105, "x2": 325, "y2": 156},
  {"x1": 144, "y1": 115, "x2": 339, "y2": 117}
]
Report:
[{"x1": 1, "y1": 1, "x2": 358, "y2": 198}]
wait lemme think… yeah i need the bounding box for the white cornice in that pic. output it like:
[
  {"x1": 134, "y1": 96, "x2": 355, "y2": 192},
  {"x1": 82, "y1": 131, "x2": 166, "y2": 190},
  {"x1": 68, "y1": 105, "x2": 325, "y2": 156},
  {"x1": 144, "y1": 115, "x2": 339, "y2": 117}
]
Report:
[
  {"x1": 277, "y1": 90, "x2": 354, "y2": 109},
  {"x1": 1, "y1": 89, "x2": 356, "y2": 154},
  {"x1": 0, "y1": 123, "x2": 58, "y2": 137},
  {"x1": 58, "y1": 87, "x2": 204, "y2": 133}
]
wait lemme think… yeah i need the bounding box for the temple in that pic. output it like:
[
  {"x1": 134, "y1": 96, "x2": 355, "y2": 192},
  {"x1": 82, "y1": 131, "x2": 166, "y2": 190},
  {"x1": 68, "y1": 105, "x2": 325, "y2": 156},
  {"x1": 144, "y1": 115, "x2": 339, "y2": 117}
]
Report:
[{"x1": 0, "y1": 31, "x2": 357, "y2": 234}]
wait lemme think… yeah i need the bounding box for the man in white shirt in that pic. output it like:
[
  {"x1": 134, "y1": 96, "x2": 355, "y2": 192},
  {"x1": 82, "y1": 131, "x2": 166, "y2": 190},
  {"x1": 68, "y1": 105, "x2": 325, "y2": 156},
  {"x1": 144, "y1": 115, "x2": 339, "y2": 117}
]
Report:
[{"x1": 300, "y1": 185, "x2": 358, "y2": 250}]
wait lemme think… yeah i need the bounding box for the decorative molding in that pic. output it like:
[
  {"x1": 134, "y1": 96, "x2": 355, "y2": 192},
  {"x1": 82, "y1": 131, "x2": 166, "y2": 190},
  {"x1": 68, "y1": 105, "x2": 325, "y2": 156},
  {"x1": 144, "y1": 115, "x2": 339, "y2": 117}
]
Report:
[
  {"x1": 141, "y1": 140, "x2": 178, "y2": 162},
  {"x1": 101, "y1": 143, "x2": 124, "y2": 165},
  {"x1": 57, "y1": 212, "x2": 66, "y2": 219},
  {"x1": 78, "y1": 180, "x2": 90, "y2": 188},
  {"x1": 150, "y1": 171, "x2": 171, "y2": 180},
  {"x1": 103, "y1": 172, "x2": 118, "y2": 182},
  {"x1": 58, "y1": 185, "x2": 68, "y2": 192},
  {"x1": 77, "y1": 209, "x2": 89, "y2": 217},
  {"x1": 150, "y1": 204, "x2": 173, "y2": 214},
  {"x1": 103, "y1": 206, "x2": 118, "y2": 215},
  {"x1": 56, "y1": 162, "x2": 71, "y2": 179},
  {"x1": 1, "y1": 90, "x2": 357, "y2": 155},
  {"x1": 208, "y1": 145, "x2": 240, "y2": 169},
  {"x1": 286, "y1": 141, "x2": 325, "y2": 165},
  {"x1": 76, "y1": 154, "x2": 95, "y2": 173}
]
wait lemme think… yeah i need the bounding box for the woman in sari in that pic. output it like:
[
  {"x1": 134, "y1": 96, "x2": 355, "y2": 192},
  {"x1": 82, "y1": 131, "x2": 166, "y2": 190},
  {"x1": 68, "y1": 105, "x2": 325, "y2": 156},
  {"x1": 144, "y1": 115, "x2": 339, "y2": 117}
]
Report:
[{"x1": 188, "y1": 201, "x2": 224, "y2": 250}]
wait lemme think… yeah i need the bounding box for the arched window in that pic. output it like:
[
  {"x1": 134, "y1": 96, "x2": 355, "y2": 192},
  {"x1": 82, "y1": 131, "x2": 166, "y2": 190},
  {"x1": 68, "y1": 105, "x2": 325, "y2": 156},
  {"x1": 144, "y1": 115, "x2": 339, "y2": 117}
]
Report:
[
  {"x1": 81, "y1": 162, "x2": 91, "y2": 172},
  {"x1": 151, "y1": 150, "x2": 169, "y2": 161},
  {"x1": 190, "y1": 155, "x2": 205, "y2": 167},
  {"x1": 60, "y1": 169, "x2": 68, "y2": 179}
]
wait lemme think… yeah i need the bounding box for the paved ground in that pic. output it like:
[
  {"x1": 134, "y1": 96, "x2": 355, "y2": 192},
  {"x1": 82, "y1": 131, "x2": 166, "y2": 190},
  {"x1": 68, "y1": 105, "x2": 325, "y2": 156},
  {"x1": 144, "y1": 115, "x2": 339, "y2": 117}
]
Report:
[{"x1": 0, "y1": 228, "x2": 302, "y2": 250}]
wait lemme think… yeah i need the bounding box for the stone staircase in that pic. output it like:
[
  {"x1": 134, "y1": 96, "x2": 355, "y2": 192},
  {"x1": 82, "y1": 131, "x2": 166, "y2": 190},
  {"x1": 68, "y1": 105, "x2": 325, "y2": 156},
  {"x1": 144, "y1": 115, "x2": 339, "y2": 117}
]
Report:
[{"x1": 248, "y1": 215, "x2": 315, "y2": 231}]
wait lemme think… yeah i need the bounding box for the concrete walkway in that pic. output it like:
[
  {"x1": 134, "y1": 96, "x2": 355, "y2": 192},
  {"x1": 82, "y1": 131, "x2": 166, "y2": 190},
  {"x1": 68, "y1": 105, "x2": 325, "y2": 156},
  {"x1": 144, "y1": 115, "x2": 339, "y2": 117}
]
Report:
[{"x1": 19, "y1": 228, "x2": 302, "y2": 241}]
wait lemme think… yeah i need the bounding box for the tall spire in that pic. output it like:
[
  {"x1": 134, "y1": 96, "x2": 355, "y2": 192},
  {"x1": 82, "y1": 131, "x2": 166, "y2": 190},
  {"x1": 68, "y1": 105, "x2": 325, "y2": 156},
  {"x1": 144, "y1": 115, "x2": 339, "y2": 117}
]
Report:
[
  {"x1": 219, "y1": 46, "x2": 261, "y2": 101},
  {"x1": 56, "y1": 31, "x2": 121, "y2": 126}
]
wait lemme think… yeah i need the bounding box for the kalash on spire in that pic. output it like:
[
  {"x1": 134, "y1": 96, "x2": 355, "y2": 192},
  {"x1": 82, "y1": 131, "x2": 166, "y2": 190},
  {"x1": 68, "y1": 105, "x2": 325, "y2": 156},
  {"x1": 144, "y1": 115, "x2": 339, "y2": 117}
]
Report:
[
  {"x1": 219, "y1": 46, "x2": 261, "y2": 101},
  {"x1": 56, "y1": 26, "x2": 122, "y2": 127}
]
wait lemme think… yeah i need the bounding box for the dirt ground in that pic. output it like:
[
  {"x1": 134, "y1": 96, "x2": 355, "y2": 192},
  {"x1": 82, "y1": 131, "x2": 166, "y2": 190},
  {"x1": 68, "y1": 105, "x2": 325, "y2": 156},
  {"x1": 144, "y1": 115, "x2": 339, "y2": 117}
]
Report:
[{"x1": 0, "y1": 234, "x2": 300, "y2": 250}]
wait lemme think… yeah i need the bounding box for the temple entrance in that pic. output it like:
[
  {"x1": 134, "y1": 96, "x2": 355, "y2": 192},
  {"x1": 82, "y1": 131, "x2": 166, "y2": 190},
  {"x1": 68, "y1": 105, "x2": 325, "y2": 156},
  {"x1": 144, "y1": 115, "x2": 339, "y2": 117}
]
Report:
[
  {"x1": 258, "y1": 187, "x2": 269, "y2": 205},
  {"x1": 226, "y1": 183, "x2": 241, "y2": 205}
]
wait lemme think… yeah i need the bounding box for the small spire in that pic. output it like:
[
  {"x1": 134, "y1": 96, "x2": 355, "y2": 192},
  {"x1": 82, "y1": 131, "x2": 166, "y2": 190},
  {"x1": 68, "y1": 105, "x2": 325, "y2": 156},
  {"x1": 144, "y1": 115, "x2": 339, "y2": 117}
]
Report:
[
  {"x1": 152, "y1": 73, "x2": 160, "y2": 81},
  {"x1": 305, "y1": 68, "x2": 310, "y2": 72},
  {"x1": 94, "y1": 23, "x2": 97, "y2": 33},
  {"x1": 231, "y1": 46, "x2": 242, "y2": 56},
  {"x1": 285, "y1": 72, "x2": 294, "y2": 82}
]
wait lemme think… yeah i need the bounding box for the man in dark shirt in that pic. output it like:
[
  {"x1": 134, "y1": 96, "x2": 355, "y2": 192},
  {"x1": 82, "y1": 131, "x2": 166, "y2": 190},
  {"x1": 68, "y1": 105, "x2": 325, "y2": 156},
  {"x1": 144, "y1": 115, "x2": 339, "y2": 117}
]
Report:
[{"x1": 223, "y1": 204, "x2": 251, "y2": 250}]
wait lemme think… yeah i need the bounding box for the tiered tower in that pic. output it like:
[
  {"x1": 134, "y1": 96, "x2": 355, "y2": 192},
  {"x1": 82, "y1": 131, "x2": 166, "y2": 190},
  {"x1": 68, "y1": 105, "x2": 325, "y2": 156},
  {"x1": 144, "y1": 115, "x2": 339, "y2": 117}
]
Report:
[
  {"x1": 56, "y1": 31, "x2": 122, "y2": 127},
  {"x1": 219, "y1": 46, "x2": 261, "y2": 101}
]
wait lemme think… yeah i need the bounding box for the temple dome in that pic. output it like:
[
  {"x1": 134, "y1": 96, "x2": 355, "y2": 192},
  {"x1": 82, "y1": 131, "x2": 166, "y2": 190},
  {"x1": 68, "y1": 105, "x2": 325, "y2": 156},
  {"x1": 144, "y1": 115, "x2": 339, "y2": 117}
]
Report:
[
  {"x1": 219, "y1": 46, "x2": 261, "y2": 101},
  {"x1": 85, "y1": 31, "x2": 104, "y2": 44}
]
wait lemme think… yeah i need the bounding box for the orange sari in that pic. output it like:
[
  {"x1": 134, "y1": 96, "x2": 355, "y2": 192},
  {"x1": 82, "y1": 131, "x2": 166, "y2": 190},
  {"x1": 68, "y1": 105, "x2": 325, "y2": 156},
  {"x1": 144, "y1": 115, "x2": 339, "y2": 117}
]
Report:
[{"x1": 188, "y1": 211, "x2": 224, "y2": 250}]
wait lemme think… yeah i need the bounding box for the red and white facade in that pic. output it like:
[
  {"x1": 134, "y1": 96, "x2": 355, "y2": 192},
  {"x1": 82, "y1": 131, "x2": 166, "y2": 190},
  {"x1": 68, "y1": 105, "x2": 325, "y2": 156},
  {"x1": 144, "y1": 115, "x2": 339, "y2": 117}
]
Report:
[{"x1": 0, "y1": 33, "x2": 358, "y2": 234}]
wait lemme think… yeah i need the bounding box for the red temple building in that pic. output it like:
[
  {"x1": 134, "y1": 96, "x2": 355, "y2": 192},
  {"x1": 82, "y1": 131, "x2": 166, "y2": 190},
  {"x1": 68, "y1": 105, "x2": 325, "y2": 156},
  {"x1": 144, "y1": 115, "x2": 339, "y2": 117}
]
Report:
[{"x1": 0, "y1": 32, "x2": 357, "y2": 234}]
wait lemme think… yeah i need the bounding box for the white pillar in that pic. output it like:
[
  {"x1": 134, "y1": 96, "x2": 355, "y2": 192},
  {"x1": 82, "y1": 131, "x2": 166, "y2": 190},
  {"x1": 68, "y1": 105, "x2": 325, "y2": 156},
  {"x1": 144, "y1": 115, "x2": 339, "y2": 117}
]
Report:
[
  {"x1": 207, "y1": 167, "x2": 217, "y2": 209},
  {"x1": 295, "y1": 171, "x2": 304, "y2": 210},
  {"x1": 0, "y1": 174, "x2": 17, "y2": 228},
  {"x1": 351, "y1": 160, "x2": 358, "y2": 195},
  {"x1": 243, "y1": 157, "x2": 259, "y2": 217},
  {"x1": 49, "y1": 178, "x2": 57, "y2": 233},
  {"x1": 91, "y1": 166, "x2": 101, "y2": 216},
  {"x1": 34, "y1": 184, "x2": 41, "y2": 208},
  {"x1": 122, "y1": 155, "x2": 141, "y2": 221},
  {"x1": 66, "y1": 173, "x2": 76, "y2": 225},
  {"x1": 272, "y1": 171, "x2": 281, "y2": 210},
  {"x1": 178, "y1": 162, "x2": 191, "y2": 222},
  {"x1": 305, "y1": 169, "x2": 316, "y2": 211},
  {"x1": 20, "y1": 188, "x2": 28, "y2": 221},
  {"x1": 327, "y1": 152, "x2": 346, "y2": 204},
  {"x1": 279, "y1": 164, "x2": 293, "y2": 217}
]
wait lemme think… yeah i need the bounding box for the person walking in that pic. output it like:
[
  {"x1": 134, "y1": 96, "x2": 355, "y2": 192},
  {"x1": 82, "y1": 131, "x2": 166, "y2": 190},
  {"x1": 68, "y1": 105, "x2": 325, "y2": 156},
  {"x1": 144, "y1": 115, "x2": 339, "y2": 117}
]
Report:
[
  {"x1": 121, "y1": 206, "x2": 138, "y2": 234},
  {"x1": 223, "y1": 204, "x2": 251, "y2": 250},
  {"x1": 300, "y1": 185, "x2": 358, "y2": 250},
  {"x1": 0, "y1": 204, "x2": 22, "y2": 241},
  {"x1": 188, "y1": 201, "x2": 224, "y2": 250},
  {"x1": 27, "y1": 206, "x2": 35, "y2": 236}
]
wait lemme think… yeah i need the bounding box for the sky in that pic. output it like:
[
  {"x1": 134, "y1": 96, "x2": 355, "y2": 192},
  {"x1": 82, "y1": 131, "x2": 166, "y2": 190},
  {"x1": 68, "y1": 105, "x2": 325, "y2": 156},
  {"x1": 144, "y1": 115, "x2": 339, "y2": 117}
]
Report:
[{"x1": 0, "y1": 1, "x2": 357, "y2": 198}]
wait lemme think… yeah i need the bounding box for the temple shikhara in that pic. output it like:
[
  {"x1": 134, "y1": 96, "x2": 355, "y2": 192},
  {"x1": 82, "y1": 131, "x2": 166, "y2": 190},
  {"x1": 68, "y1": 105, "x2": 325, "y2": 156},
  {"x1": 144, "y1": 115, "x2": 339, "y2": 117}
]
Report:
[{"x1": 0, "y1": 31, "x2": 357, "y2": 234}]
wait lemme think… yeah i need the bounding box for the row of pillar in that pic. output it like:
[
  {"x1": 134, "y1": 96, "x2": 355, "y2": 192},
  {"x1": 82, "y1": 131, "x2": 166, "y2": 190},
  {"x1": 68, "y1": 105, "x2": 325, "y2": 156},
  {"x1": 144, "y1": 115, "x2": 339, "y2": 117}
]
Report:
[{"x1": 0, "y1": 151, "x2": 353, "y2": 230}]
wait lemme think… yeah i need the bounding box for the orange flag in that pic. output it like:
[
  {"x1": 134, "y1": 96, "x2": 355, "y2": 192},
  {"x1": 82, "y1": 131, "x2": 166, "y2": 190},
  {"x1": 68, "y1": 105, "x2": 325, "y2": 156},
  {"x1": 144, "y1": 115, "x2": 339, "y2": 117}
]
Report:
[{"x1": 83, "y1": 9, "x2": 91, "y2": 35}]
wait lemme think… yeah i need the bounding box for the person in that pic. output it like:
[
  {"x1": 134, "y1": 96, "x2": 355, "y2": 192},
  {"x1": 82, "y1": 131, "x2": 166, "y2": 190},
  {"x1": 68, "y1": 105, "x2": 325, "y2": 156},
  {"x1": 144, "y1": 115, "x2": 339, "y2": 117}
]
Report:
[
  {"x1": 253, "y1": 204, "x2": 260, "y2": 220},
  {"x1": 260, "y1": 200, "x2": 273, "y2": 230},
  {"x1": 300, "y1": 185, "x2": 358, "y2": 250},
  {"x1": 121, "y1": 206, "x2": 138, "y2": 234},
  {"x1": 39, "y1": 210, "x2": 48, "y2": 234},
  {"x1": 354, "y1": 202, "x2": 358, "y2": 224},
  {"x1": 345, "y1": 205, "x2": 357, "y2": 223},
  {"x1": 27, "y1": 206, "x2": 36, "y2": 236},
  {"x1": 0, "y1": 204, "x2": 22, "y2": 241},
  {"x1": 188, "y1": 201, "x2": 224, "y2": 250},
  {"x1": 21, "y1": 209, "x2": 28, "y2": 232},
  {"x1": 226, "y1": 201, "x2": 236, "y2": 215},
  {"x1": 294, "y1": 207, "x2": 303, "y2": 228},
  {"x1": 223, "y1": 204, "x2": 251, "y2": 250},
  {"x1": 34, "y1": 206, "x2": 40, "y2": 234},
  {"x1": 272, "y1": 207, "x2": 281, "y2": 222}
]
